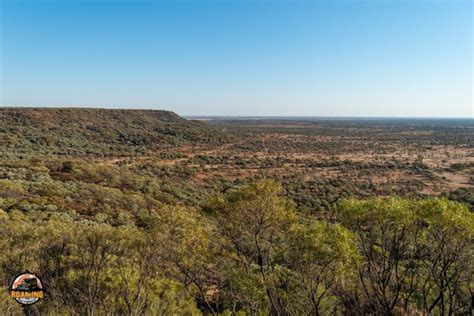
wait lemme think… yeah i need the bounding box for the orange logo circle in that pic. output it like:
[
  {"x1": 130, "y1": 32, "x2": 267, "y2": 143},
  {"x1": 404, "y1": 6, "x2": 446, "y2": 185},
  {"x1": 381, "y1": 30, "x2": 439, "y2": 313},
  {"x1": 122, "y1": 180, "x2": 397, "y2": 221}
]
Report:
[{"x1": 10, "y1": 273, "x2": 44, "y2": 305}]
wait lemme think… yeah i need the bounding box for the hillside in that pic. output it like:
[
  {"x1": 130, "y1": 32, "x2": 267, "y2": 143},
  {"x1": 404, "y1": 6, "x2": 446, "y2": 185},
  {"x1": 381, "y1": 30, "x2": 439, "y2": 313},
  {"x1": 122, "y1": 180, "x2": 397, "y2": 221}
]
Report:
[
  {"x1": 0, "y1": 108, "x2": 229, "y2": 156},
  {"x1": 0, "y1": 111, "x2": 472, "y2": 314}
]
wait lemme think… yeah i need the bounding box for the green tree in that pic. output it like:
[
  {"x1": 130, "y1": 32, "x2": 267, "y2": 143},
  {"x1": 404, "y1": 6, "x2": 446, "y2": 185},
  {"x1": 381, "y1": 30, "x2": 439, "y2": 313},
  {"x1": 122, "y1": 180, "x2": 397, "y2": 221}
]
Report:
[
  {"x1": 338, "y1": 197, "x2": 474, "y2": 315},
  {"x1": 207, "y1": 180, "x2": 297, "y2": 315},
  {"x1": 149, "y1": 205, "x2": 218, "y2": 314},
  {"x1": 285, "y1": 220, "x2": 360, "y2": 315}
]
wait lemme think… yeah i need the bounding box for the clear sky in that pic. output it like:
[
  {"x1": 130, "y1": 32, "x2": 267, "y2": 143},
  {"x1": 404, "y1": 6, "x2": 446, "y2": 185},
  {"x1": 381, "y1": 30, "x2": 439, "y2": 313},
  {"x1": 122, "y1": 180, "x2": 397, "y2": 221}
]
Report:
[{"x1": 1, "y1": 0, "x2": 472, "y2": 117}]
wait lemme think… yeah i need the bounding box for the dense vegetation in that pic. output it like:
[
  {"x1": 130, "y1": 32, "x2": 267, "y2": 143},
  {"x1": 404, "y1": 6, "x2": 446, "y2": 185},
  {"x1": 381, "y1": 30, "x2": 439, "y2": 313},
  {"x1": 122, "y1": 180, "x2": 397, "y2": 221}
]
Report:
[
  {"x1": 0, "y1": 109, "x2": 473, "y2": 314},
  {"x1": 0, "y1": 108, "x2": 229, "y2": 157},
  {"x1": 1, "y1": 181, "x2": 472, "y2": 315}
]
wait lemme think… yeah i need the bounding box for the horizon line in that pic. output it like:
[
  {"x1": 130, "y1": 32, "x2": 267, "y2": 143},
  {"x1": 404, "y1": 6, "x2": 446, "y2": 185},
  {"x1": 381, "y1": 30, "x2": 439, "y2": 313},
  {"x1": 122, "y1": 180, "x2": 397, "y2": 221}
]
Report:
[
  {"x1": 184, "y1": 115, "x2": 474, "y2": 120},
  {"x1": 1, "y1": 105, "x2": 472, "y2": 120}
]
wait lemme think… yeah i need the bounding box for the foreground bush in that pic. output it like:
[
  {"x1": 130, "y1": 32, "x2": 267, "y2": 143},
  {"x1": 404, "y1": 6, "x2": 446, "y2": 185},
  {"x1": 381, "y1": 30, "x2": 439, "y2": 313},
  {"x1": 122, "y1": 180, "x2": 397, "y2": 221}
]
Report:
[{"x1": 0, "y1": 180, "x2": 472, "y2": 315}]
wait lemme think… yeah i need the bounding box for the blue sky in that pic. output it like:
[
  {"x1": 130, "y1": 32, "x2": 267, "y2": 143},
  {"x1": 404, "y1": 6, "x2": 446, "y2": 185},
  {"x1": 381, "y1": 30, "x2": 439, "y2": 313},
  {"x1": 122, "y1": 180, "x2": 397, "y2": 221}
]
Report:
[{"x1": 1, "y1": 0, "x2": 472, "y2": 117}]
